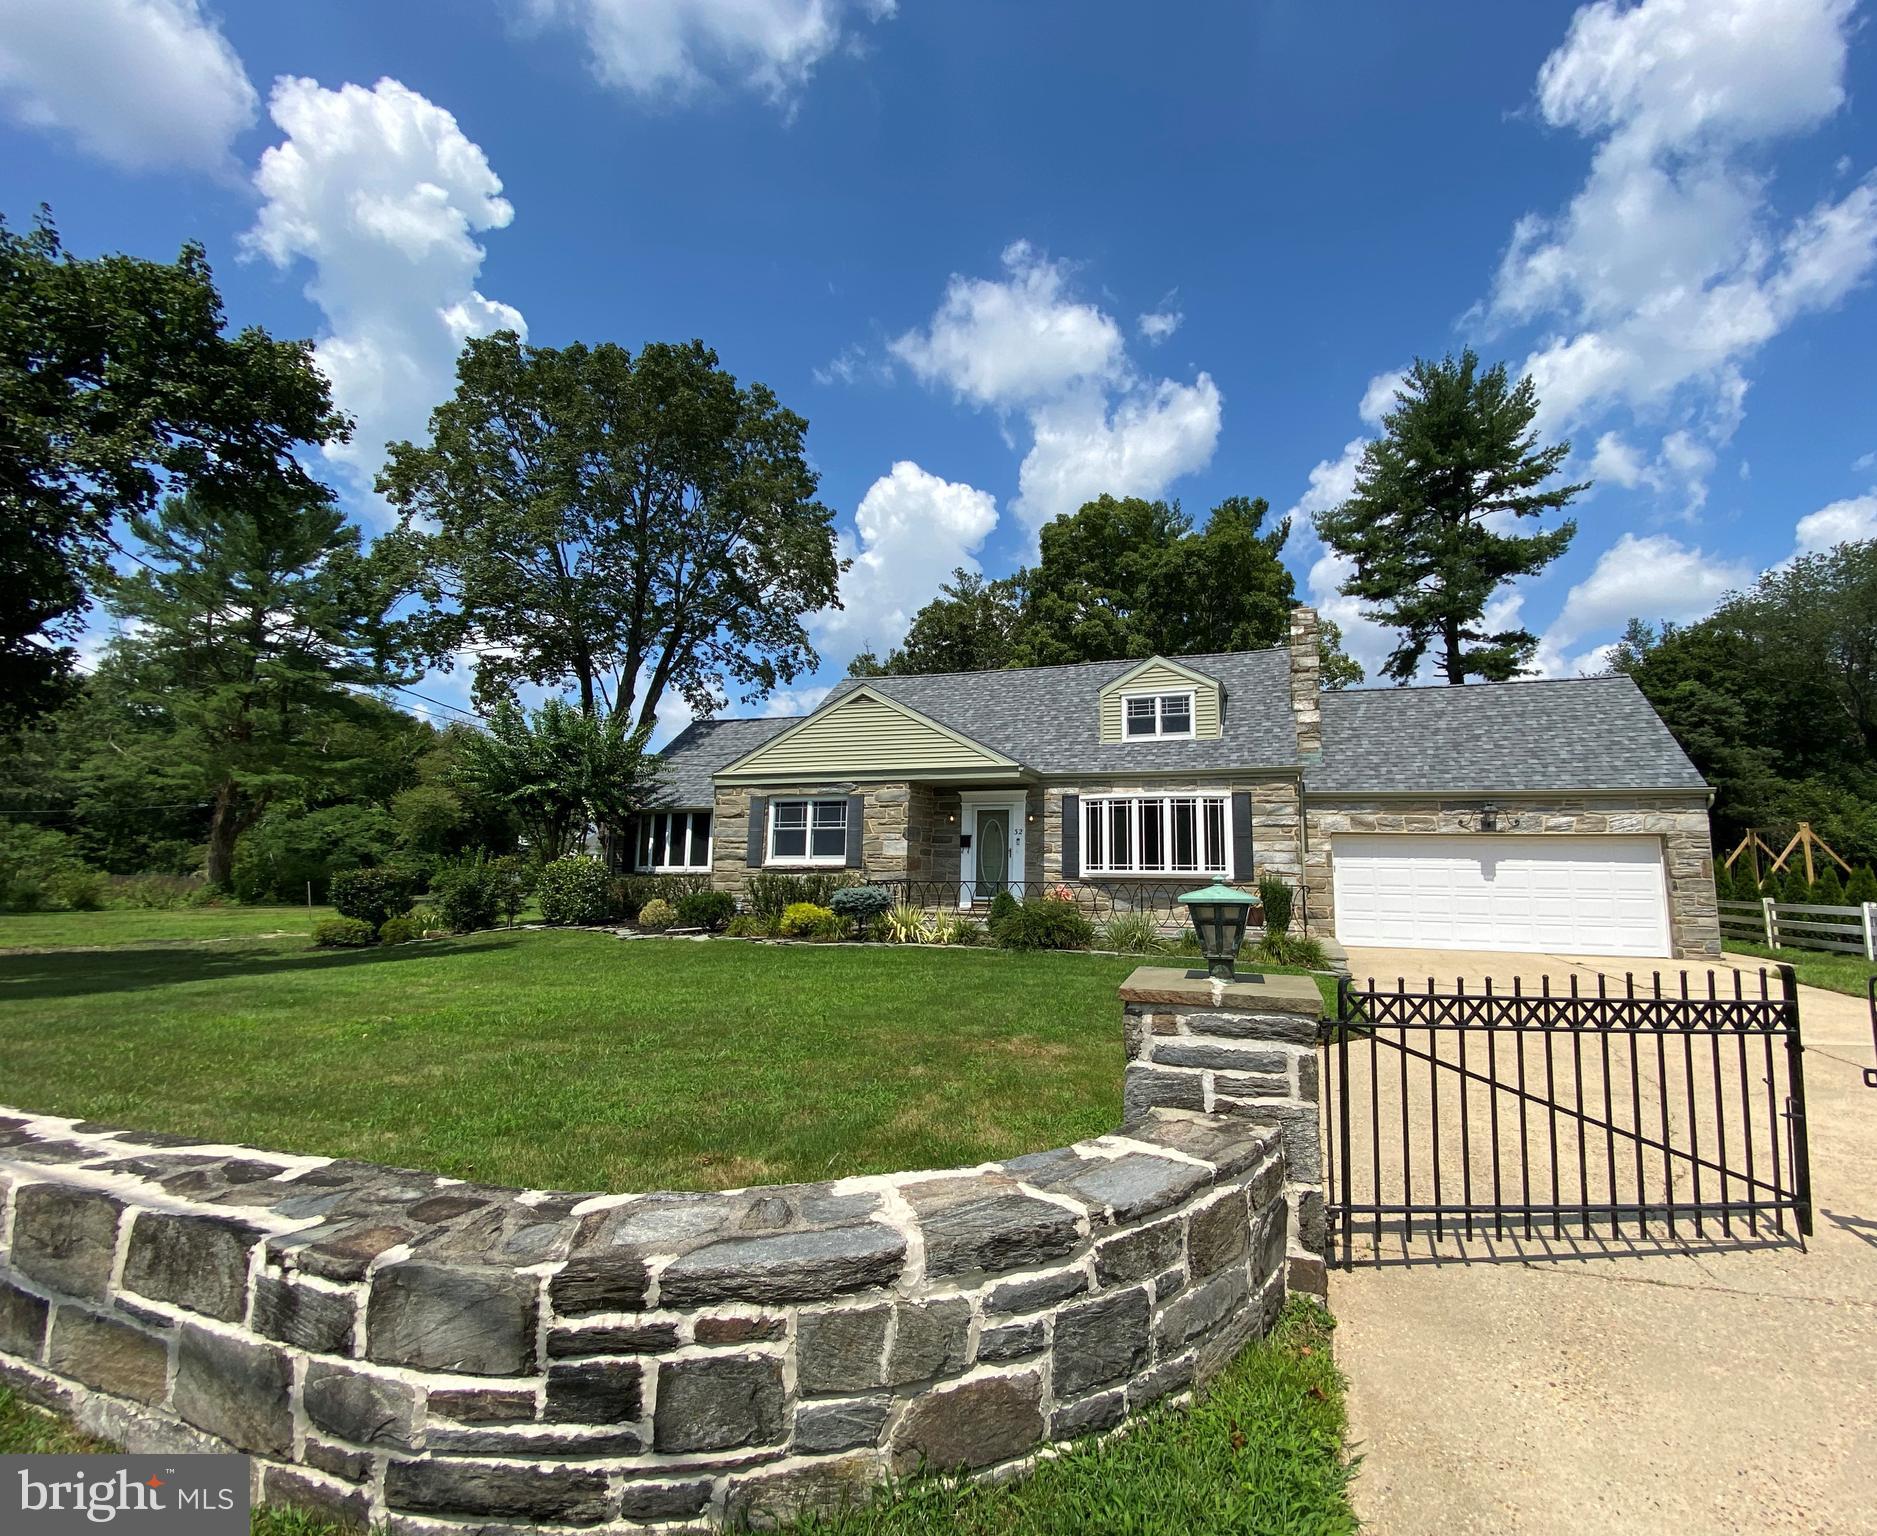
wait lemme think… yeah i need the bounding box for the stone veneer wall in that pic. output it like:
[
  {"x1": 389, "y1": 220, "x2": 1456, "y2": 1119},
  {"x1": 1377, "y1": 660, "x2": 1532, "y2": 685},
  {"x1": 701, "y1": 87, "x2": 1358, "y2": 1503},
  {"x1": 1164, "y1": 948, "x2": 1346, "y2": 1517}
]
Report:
[
  {"x1": 1118, "y1": 970, "x2": 1327, "y2": 1297},
  {"x1": 711, "y1": 784, "x2": 916, "y2": 901},
  {"x1": 0, "y1": 1099, "x2": 1289, "y2": 1533},
  {"x1": 1301, "y1": 795, "x2": 1722, "y2": 958}
]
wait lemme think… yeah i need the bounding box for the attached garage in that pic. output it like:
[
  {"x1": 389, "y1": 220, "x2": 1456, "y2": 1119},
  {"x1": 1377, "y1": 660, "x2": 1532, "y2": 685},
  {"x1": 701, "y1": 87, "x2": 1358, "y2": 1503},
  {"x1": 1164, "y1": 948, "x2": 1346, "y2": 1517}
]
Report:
[{"x1": 1330, "y1": 832, "x2": 1673, "y2": 958}]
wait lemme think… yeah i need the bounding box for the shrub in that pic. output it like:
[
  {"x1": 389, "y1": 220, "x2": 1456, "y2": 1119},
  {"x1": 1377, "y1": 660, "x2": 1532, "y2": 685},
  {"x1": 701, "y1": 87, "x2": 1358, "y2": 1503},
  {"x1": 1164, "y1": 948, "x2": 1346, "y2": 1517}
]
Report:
[
  {"x1": 491, "y1": 853, "x2": 534, "y2": 925},
  {"x1": 328, "y1": 868, "x2": 413, "y2": 930},
  {"x1": 312, "y1": 916, "x2": 377, "y2": 948},
  {"x1": 1811, "y1": 864, "x2": 1847, "y2": 906},
  {"x1": 48, "y1": 868, "x2": 107, "y2": 911},
  {"x1": 724, "y1": 913, "x2": 774, "y2": 938},
  {"x1": 997, "y1": 896, "x2": 1095, "y2": 951},
  {"x1": 406, "y1": 906, "x2": 445, "y2": 936},
  {"x1": 609, "y1": 873, "x2": 710, "y2": 922},
  {"x1": 986, "y1": 888, "x2": 1020, "y2": 937},
  {"x1": 932, "y1": 913, "x2": 984, "y2": 946},
  {"x1": 1246, "y1": 931, "x2": 1328, "y2": 969},
  {"x1": 1848, "y1": 864, "x2": 1877, "y2": 905},
  {"x1": 780, "y1": 901, "x2": 840, "y2": 939},
  {"x1": 831, "y1": 884, "x2": 894, "y2": 936},
  {"x1": 379, "y1": 915, "x2": 422, "y2": 946},
  {"x1": 1257, "y1": 873, "x2": 1294, "y2": 937},
  {"x1": 883, "y1": 901, "x2": 932, "y2": 943},
  {"x1": 536, "y1": 855, "x2": 613, "y2": 926},
  {"x1": 676, "y1": 889, "x2": 737, "y2": 930},
  {"x1": 748, "y1": 871, "x2": 853, "y2": 919},
  {"x1": 637, "y1": 898, "x2": 676, "y2": 931},
  {"x1": 431, "y1": 854, "x2": 502, "y2": 934},
  {"x1": 1098, "y1": 911, "x2": 1166, "y2": 955},
  {"x1": 0, "y1": 823, "x2": 83, "y2": 912},
  {"x1": 110, "y1": 874, "x2": 200, "y2": 909}
]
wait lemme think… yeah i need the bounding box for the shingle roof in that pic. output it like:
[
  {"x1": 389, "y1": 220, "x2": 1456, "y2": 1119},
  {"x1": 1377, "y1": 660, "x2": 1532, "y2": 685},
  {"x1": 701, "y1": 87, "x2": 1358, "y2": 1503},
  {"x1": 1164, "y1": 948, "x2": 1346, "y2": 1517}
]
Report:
[
  {"x1": 818, "y1": 648, "x2": 1302, "y2": 774},
  {"x1": 1308, "y1": 675, "x2": 1708, "y2": 794},
  {"x1": 653, "y1": 716, "x2": 795, "y2": 806}
]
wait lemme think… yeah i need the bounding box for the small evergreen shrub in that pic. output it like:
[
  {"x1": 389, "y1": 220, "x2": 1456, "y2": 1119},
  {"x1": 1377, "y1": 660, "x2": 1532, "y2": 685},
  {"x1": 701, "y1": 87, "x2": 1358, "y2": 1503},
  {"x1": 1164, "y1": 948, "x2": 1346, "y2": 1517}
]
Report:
[
  {"x1": 831, "y1": 884, "x2": 894, "y2": 936},
  {"x1": 780, "y1": 901, "x2": 840, "y2": 939},
  {"x1": 676, "y1": 889, "x2": 737, "y2": 930},
  {"x1": 996, "y1": 896, "x2": 1095, "y2": 951},
  {"x1": 1099, "y1": 911, "x2": 1166, "y2": 954},
  {"x1": 1256, "y1": 873, "x2": 1294, "y2": 937},
  {"x1": 379, "y1": 915, "x2": 421, "y2": 945},
  {"x1": 535, "y1": 855, "x2": 613, "y2": 926},
  {"x1": 312, "y1": 916, "x2": 377, "y2": 948},
  {"x1": 1848, "y1": 865, "x2": 1877, "y2": 905},
  {"x1": 1811, "y1": 865, "x2": 1848, "y2": 906},
  {"x1": 986, "y1": 888, "x2": 1021, "y2": 937},
  {"x1": 431, "y1": 855, "x2": 502, "y2": 933},
  {"x1": 637, "y1": 897, "x2": 676, "y2": 931},
  {"x1": 610, "y1": 873, "x2": 709, "y2": 921},
  {"x1": 328, "y1": 868, "x2": 413, "y2": 930}
]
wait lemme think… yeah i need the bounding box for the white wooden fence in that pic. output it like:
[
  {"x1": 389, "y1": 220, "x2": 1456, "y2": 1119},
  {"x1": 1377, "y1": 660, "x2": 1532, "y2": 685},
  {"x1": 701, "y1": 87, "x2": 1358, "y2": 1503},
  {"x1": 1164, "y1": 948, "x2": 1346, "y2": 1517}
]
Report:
[{"x1": 1719, "y1": 897, "x2": 1877, "y2": 959}]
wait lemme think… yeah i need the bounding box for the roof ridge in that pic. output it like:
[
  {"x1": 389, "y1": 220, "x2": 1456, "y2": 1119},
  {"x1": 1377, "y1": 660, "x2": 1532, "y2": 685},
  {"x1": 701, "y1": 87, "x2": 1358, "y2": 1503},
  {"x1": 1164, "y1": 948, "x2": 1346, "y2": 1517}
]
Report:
[
  {"x1": 1323, "y1": 674, "x2": 1632, "y2": 699},
  {"x1": 845, "y1": 643, "x2": 1287, "y2": 686}
]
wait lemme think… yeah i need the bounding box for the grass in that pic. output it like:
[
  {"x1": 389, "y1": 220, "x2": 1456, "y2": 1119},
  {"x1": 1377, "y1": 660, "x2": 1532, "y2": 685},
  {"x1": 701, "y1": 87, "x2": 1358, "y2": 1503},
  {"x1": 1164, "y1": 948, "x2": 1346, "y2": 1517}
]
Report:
[
  {"x1": 0, "y1": 904, "x2": 339, "y2": 950},
  {"x1": 0, "y1": 912, "x2": 1329, "y2": 1192},
  {"x1": 0, "y1": 1302, "x2": 1354, "y2": 1536},
  {"x1": 1724, "y1": 940, "x2": 1877, "y2": 999}
]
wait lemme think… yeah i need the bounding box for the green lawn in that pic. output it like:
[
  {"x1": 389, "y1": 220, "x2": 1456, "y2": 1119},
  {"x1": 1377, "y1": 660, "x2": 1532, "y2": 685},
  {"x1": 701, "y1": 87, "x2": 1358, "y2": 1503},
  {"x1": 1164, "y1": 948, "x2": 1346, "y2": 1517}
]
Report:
[
  {"x1": 1725, "y1": 941, "x2": 1877, "y2": 999},
  {"x1": 0, "y1": 914, "x2": 1337, "y2": 1192},
  {"x1": 0, "y1": 1302, "x2": 1355, "y2": 1536}
]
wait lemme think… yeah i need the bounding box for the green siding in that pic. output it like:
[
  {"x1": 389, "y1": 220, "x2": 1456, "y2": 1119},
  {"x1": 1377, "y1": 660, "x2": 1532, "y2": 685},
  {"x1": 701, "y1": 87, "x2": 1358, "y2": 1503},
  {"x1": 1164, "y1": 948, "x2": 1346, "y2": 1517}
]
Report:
[
  {"x1": 1099, "y1": 660, "x2": 1222, "y2": 741},
  {"x1": 726, "y1": 692, "x2": 1010, "y2": 776}
]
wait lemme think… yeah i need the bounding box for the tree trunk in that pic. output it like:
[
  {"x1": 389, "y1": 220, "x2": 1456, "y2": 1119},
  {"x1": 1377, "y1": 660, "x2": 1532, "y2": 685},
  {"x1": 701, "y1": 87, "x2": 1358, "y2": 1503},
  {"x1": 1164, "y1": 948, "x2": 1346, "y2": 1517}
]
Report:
[
  {"x1": 1443, "y1": 617, "x2": 1464, "y2": 684},
  {"x1": 205, "y1": 780, "x2": 242, "y2": 890}
]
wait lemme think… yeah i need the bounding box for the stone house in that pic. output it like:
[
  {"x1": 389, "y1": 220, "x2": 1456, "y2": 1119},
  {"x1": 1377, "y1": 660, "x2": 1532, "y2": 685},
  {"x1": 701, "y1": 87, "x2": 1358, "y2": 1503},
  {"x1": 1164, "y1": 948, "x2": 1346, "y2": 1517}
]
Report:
[{"x1": 629, "y1": 607, "x2": 1721, "y2": 959}]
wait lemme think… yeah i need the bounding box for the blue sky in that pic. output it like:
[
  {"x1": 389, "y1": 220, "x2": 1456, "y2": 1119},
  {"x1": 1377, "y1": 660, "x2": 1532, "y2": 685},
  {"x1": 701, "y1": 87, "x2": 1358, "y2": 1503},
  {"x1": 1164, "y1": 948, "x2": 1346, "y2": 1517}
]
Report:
[{"x1": 3, "y1": 0, "x2": 1874, "y2": 742}]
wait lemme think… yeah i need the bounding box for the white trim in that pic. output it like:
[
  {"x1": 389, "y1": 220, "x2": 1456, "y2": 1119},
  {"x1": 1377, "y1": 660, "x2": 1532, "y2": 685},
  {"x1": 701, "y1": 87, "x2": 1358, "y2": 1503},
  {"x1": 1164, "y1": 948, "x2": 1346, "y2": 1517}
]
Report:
[
  {"x1": 765, "y1": 796, "x2": 850, "y2": 867},
  {"x1": 960, "y1": 797, "x2": 1025, "y2": 906},
  {"x1": 1080, "y1": 791, "x2": 1232, "y2": 879},
  {"x1": 1120, "y1": 688, "x2": 1196, "y2": 740},
  {"x1": 633, "y1": 809, "x2": 714, "y2": 873}
]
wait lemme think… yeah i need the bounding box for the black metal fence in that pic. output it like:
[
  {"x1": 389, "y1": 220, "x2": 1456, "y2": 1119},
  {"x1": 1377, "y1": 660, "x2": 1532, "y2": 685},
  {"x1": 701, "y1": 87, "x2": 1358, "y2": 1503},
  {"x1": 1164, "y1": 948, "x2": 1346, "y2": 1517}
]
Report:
[{"x1": 1323, "y1": 966, "x2": 1811, "y2": 1265}]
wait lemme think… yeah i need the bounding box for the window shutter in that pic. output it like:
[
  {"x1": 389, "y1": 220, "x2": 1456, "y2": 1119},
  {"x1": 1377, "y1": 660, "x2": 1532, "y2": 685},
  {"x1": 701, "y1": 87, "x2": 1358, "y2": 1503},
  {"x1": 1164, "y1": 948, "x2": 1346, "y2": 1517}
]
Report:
[
  {"x1": 1061, "y1": 794, "x2": 1080, "y2": 879},
  {"x1": 845, "y1": 794, "x2": 864, "y2": 869},
  {"x1": 746, "y1": 796, "x2": 767, "y2": 868},
  {"x1": 1231, "y1": 791, "x2": 1253, "y2": 882}
]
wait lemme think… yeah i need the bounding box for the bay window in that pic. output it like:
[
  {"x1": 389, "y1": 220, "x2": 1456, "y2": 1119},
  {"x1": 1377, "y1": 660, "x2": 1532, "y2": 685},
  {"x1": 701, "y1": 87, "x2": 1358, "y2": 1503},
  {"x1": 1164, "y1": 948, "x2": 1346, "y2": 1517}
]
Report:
[
  {"x1": 1123, "y1": 691, "x2": 1195, "y2": 738},
  {"x1": 633, "y1": 810, "x2": 713, "y2": 872},
  {"x1": 768, "y1": 798, "x2": 849, "y2": 864},
  {"x1": 1082, "y1": 793, "x2": 1229, "y2": 877}
]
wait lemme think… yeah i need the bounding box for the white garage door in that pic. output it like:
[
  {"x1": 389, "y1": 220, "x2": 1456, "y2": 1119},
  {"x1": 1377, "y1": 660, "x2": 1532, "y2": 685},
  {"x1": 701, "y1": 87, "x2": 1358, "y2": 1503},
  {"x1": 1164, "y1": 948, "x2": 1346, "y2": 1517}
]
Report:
[{"x1": 1331, "y1": 834, "x2": 1671, "y2": 958}]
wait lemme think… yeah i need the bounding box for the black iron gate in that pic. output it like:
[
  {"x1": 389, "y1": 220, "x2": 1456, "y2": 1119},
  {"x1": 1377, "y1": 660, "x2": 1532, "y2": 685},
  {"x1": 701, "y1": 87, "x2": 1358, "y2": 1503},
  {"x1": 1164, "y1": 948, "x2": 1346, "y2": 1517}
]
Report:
[{"x1": 1322, "y1": 966, "x2": 1812, "y2": 1266}]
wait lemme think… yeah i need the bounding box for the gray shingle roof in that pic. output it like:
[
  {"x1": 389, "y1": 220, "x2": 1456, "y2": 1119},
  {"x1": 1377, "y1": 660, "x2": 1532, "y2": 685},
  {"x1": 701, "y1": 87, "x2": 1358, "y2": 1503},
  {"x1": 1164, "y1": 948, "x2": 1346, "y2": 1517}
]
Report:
[
  {"x1": 1308, "y1": 675, "x2": 1707, "y2": 794},
  {"x1": 819, "y1": 648, "x2": 1302, "y2": 774},
  {"x1": 653, "y1": 716, "x2": 795, "y2": 806}
]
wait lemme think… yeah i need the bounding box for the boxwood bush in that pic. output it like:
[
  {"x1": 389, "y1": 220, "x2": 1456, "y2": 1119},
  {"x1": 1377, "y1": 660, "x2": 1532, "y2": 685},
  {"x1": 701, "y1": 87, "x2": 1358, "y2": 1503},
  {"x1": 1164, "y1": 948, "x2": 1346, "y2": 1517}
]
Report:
[
  {"x1": 535, "y1": 855, "x2": 612, "y2": 926},
  {"x1": 995, "y1": 896, "x2": 1095, "y2": 951},
  {"x1": 312, "y1": 916, "x2": 377, "y2": 948},
  {"x1": 328, "y1": 868, "x2": 413, "y2": 930},
  {"x1": 637, "y1": 897, "x2": 676, "y2": 931},
  {"x1": 430, "y1": 855, "x2": 502, "y2": 934},
  {"x1": 675, "y1": 889, "x2": 737, "y2": 931}
]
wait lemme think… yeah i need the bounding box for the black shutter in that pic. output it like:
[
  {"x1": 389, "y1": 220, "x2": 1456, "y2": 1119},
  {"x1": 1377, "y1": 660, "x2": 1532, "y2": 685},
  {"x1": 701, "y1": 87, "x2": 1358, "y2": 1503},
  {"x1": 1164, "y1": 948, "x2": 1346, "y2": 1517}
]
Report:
[
  {"x1": 1061, "y1": 794, "x2": 1080, "y2": 879},
  {"x1": 746, "y1": 796, "x2": 767, "y2": 868},
  {"x1": 1231, "y1": 791, "x2": 1253, "y2": 882},
  {"x1": 845, "y1": 794, "x2": 864, "y2": 869}
]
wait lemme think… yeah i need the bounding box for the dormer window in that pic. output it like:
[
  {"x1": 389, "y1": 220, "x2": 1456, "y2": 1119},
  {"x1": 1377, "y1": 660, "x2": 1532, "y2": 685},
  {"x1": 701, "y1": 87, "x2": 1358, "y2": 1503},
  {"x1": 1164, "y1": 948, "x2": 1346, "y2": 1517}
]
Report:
[{"x1": 1123, "y1": 691, "x2": 1195, "y2": 739}]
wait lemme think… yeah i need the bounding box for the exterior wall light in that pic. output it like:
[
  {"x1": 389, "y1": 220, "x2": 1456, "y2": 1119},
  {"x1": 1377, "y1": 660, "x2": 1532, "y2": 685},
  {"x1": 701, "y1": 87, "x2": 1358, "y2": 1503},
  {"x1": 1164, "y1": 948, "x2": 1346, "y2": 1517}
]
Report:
[
  {"x1": 1480, "y1": 803, "x2": 1500, "y2": 832},
  {"x1": 1180, "y1": 882, "x2": 1256, "y2": 982}
]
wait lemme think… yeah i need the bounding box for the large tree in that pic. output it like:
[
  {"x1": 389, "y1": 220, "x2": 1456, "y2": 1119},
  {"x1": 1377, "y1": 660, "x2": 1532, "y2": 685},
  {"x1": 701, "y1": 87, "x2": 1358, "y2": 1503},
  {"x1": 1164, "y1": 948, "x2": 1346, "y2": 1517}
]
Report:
[
  {"x1": 1613, "y1": 539, "x2": 1877, "y2": 861},
  {"x1": 848, "y1": 569, "x2": 1024, "y2": 677},
  {"x1": 0, "y1": 212, "x2": 350, "y2": 725},
  {"x1": 90, "y1": 489, "x2": 406, "y2": 888},
  {"x1": 380, "y1": 333, "x2": 844, "y2": 727},
  {"x1": 1316, "y1": 349, "x2": 1582, "y2": 684}
]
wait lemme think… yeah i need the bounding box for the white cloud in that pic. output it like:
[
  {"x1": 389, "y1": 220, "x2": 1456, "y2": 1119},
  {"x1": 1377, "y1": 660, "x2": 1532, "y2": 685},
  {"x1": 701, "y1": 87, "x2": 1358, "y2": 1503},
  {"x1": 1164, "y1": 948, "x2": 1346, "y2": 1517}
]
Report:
[
  {"x1": 1588, "y1": 430, "x2": 1652, "y2": 489},
  {"x1": 890, "y1": 241, "x2": 1124, "y2": 410},
  {"x1": 1794, "y1": 492, "x2": 1877, "y2": 554},
  {"x1": 815, "y1": 461, "x2": 999, "y2": 658},
  {"x1": 761, "y1": 685, "x2": 831, "y2": 718},
  {"x1": 0, "y1": 0, "x2": 256, "y2": 173},
  {"x1": 1548, "y1": 532, "x2": 1753, "y2": 647},
  {"x1": 513, "y1": 0, "x2": 896, "y2": 105},
  {"x1": 1014, "y1": 377, "x2": 1222, "y2": 529},
  {"x1": 245, "y1": 77, "x2": 526, "y2": 498},
  {"x1": 1137, "y1": 308, "x2": 1183, "y2": 344},
  {"x1": 1357, "y1": 368, "x2": 1407, "y2": 428},
  {"x1": 1852, "y1": 450, "x2": 1876, "y2": 472},
  {"x1": 1486, "y1": 0, "x2": 1875, "y2": 500}
]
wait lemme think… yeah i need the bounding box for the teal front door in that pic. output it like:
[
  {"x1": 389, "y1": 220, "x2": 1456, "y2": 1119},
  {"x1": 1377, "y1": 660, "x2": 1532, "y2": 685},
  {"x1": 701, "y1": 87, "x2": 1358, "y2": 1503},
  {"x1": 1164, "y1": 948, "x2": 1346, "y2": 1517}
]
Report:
[{"x1": 976, "y1": 808, "x2": 1010, "y2": 897}]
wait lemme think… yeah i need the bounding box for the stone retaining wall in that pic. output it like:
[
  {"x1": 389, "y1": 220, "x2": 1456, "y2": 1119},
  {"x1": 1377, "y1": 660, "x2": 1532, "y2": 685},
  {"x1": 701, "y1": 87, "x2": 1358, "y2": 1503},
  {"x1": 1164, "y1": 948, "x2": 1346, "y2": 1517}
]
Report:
[{"x1": 0, "y1": 1094, "x2": 1289, "y2": 1532}]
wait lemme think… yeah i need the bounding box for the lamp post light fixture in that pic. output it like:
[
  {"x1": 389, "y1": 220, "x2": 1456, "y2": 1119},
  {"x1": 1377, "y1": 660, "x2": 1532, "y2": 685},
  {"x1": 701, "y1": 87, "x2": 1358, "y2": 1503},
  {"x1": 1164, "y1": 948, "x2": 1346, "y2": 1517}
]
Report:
[
  {"x1": 1480, "y1": 802, "x2": 1500, "y2": 833},
  {"x1": 1180, "y1": 882, "x2": 1258, "y2": 982}
]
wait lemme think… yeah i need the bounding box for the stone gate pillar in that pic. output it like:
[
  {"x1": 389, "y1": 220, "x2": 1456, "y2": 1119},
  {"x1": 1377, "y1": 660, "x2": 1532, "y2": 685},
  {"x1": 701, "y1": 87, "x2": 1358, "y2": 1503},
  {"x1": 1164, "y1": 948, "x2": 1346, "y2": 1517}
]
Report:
[{"x1": 1119, "y1": 967, "x2": 1326, "y2": 1296}]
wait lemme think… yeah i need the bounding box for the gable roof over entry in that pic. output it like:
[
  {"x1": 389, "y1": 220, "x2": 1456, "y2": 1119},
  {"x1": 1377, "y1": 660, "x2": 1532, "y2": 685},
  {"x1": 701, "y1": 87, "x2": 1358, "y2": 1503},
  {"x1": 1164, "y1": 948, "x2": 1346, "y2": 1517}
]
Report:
[{"x1": 715, "y1": 684, "x2": 1022, "y2": 781}]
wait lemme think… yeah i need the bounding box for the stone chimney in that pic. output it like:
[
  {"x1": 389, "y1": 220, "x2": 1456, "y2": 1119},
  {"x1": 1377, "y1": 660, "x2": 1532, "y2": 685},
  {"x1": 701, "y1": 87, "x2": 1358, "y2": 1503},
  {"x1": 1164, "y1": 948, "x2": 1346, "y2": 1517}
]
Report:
[{"x1": 1287, "y1": 604, "x2": 1322, "y2": 759}]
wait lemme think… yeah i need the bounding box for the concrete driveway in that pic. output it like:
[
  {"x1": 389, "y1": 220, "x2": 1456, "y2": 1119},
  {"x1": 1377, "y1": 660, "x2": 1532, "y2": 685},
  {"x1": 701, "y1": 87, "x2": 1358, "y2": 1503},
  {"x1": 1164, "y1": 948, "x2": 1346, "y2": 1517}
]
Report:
[{"x1": 1330, "y1": 946, "x2": 1877, "y2": 1535}]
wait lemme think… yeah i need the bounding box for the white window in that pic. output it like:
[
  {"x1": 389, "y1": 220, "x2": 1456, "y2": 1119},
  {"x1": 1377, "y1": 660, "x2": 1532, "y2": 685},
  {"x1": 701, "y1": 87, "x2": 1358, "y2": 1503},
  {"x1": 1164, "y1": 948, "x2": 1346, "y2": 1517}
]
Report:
[
  {"x1": 635, "y1": 811, "x2": 713, "y2": 872},
  {"x1": 1083, "y1": 794, "x2": 1230, "y2": 877},
  {"x1": 768, "y1": 798, "x2": 849, "y2": 865},
  {"x1": 1122, "y1": 691, "x2": 1195, "y2": 738}
]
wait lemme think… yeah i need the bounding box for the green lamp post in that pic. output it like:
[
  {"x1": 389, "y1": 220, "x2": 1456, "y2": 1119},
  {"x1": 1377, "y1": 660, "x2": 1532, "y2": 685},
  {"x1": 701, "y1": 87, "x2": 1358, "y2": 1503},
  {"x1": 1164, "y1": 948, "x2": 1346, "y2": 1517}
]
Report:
[{"x1": 1180, "y1": 882, "x2": 1258, "y2": 981}]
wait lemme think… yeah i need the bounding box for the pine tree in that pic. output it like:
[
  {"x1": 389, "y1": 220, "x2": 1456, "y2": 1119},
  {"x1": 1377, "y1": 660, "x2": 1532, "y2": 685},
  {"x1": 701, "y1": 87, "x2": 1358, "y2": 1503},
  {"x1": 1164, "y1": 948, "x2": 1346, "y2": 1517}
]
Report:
[
  {"x1": 1713, "y1": 862, "x2": 1736, "y2": 902},
  {"x1": 1813, "y1": 864, "x2": 1847, "y2": 906},
  {"x1": 1315, "y1": 349, "x2": 1584, "y2": 684},
  {"x1": 1847, "y1": 865, "x2": 1877, "y2": 905}
]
